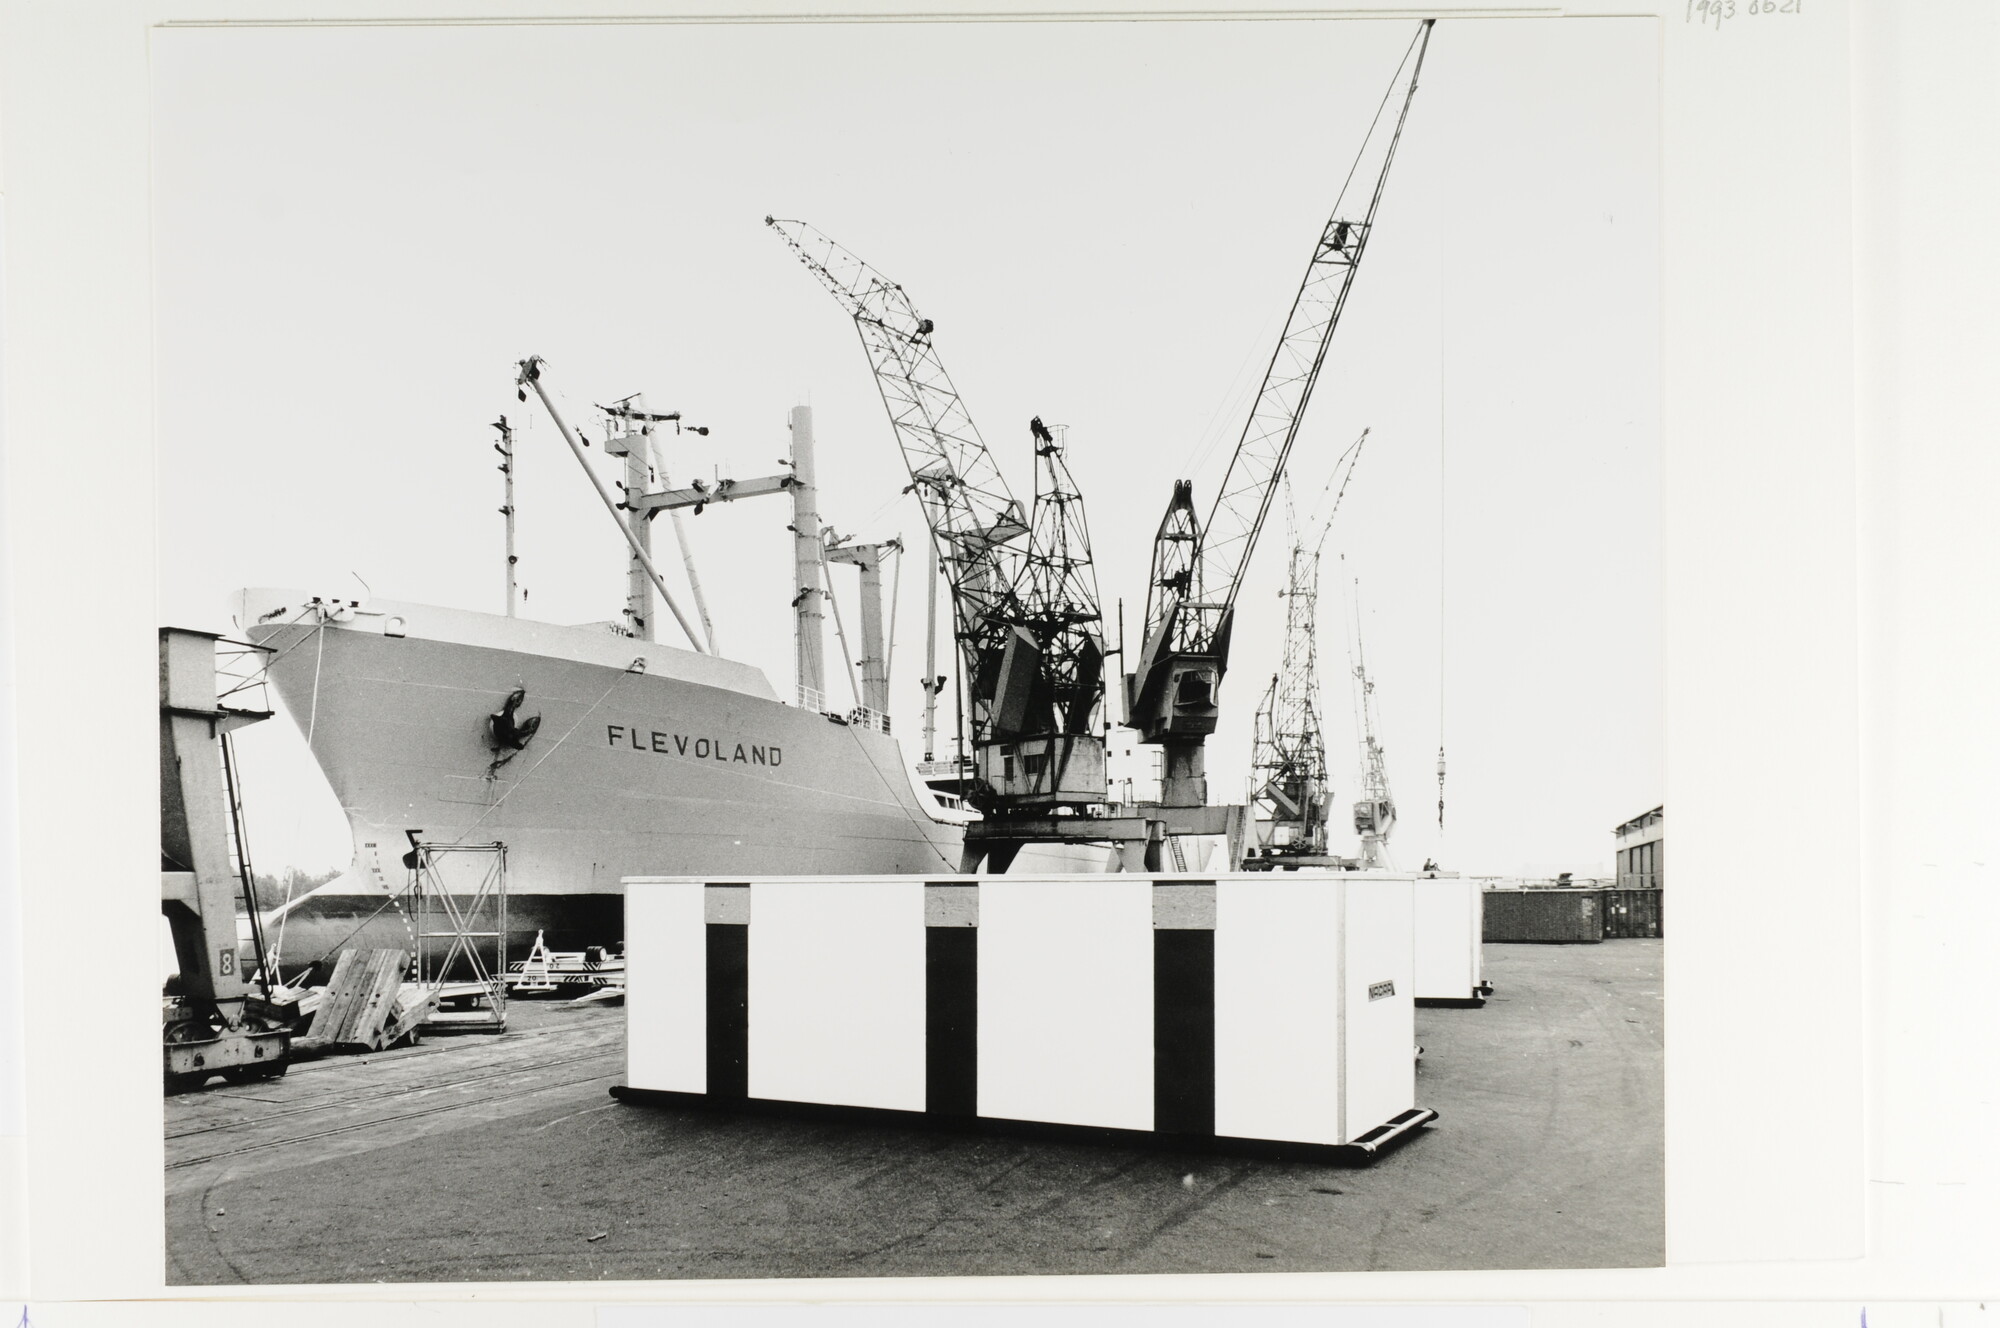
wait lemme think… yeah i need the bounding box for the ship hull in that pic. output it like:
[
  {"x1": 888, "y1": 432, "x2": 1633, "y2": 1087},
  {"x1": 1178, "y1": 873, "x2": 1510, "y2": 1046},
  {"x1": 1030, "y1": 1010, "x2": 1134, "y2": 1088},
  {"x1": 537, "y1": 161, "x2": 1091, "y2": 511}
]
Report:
[{"x1": 240, "y1": 591, "x2": 969, "y2": 965}]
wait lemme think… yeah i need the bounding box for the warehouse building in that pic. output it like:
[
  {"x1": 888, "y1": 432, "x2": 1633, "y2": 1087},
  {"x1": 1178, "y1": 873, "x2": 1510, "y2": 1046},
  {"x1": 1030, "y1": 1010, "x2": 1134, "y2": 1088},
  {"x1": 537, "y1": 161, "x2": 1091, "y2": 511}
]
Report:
[{"x1": 1614, "y1": 805, "x2": 1663, "y2": 889}]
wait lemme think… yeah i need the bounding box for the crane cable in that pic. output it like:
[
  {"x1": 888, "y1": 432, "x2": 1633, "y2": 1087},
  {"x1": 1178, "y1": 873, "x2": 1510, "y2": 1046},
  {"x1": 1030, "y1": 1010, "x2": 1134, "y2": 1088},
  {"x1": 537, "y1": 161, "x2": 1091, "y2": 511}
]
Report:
[{"x1": 1437, "y1": 309, "x2": 1447, "y2": 836}]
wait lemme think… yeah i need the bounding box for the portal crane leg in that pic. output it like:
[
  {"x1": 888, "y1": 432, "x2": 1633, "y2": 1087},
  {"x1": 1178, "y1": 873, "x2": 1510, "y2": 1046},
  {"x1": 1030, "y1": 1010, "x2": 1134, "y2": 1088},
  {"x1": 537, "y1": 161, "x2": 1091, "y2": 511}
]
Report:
[
  {"x1": 161, "y1": 628, "x2": 290, "y2": 1092},
  {"x1": 1160, "y1": 738, "x2": 1208, "y2": 809}
]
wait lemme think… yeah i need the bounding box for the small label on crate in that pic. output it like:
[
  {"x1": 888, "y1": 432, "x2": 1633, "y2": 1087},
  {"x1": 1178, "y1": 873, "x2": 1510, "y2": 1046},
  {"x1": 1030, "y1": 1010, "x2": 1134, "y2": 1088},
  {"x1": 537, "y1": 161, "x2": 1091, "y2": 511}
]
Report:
[{"x1": 1368, "y1": 979, "x2": 1395, "y2": 1001}]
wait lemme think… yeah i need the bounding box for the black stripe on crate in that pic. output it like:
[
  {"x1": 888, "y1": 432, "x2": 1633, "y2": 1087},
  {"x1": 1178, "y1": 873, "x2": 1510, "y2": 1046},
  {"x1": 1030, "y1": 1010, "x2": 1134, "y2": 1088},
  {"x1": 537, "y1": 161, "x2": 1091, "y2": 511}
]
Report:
[
  {"x1": 705, "y1": 922, "x2": 748, "y2": 1100},
  {"x1": 925, "y1": 927, "x2": 978, "y2": 1117},
  {"x1": 1152, "y1": 928, "x2": 1215, "y2": 1137}
]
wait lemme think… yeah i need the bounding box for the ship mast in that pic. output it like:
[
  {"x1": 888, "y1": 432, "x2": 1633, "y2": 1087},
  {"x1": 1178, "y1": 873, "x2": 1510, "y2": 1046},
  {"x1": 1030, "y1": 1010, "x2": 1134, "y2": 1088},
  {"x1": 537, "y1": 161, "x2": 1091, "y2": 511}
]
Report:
[
  {"x1": 825, "y1": 532, "x2": 901, "y2": 719},
  {"x1": 491, "y1": 416, "x2": 519, "y2": 617},
  {"x1": 602, "y1": 396, "x2": 666, "y2": 644},
  {"x1": 515, "y1": 357, "x2": 708, "y2": 652},
  {"x1": 603, "y1": 394, "x2": 723, "y2": 652},
  {"x1": 790, "y1": 406, "x2": 827, "y2": 706}
]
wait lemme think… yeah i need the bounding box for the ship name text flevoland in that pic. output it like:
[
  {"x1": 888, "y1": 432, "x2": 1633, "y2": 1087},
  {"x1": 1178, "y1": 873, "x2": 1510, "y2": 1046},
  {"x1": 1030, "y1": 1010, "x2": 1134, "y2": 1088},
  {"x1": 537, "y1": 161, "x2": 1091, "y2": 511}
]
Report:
[{"x1": 605, "y1": 724, "x2": 782, "y2": 768}]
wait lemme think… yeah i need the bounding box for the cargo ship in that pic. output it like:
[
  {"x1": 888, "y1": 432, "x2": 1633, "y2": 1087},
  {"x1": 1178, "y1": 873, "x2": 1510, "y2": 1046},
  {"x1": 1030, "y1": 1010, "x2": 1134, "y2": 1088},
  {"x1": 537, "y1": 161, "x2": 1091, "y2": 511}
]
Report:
[
  {"x1": 237, "y1": 586, "x2": 975, "y2": 964},
  {"x1": 232, "y1": 387, "x2": 1065, "y2": 968}
]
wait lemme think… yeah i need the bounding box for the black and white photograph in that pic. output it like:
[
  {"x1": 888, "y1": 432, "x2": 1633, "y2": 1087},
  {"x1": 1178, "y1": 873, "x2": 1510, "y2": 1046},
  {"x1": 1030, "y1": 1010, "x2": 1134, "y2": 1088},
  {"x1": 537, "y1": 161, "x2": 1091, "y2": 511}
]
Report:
[{"x1": 151, "y1": 14, "x2": 1663, "y2": 1285}]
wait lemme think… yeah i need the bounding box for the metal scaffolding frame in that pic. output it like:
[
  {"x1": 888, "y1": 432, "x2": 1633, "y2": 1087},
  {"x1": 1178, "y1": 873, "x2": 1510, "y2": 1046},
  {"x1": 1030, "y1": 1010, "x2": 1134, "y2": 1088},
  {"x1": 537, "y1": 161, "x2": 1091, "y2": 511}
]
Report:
[{"x1": 412, "y1": 841, "x2": 509, "y2": 1031}]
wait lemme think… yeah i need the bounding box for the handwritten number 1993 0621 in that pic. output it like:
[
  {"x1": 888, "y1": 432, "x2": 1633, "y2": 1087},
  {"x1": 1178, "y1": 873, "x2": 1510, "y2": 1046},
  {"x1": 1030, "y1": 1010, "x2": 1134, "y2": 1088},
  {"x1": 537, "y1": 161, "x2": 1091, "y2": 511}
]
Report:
[{"x1": 1688, "y1": 0, "x2": 1802, "y2": 27}]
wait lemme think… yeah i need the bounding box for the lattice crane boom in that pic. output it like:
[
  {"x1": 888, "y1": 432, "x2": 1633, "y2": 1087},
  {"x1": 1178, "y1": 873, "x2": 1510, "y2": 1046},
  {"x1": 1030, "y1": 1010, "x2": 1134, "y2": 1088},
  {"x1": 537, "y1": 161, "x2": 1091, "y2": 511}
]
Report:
[
  {"x1": 767, "y1": 219, "x2": 1029, "y2": 644},
  {"x1": 1249, "y1": 542, "x2": 1332, "y2": 856},
  {"x1": 770, "y1": 219, "x2": 1106, "y2": 811},
  {"x1": 1019, "y1": 418, "x2": 1106, "y2": 739},
  {"x1": 1127, "y1": 20, "x2": 1433, "y2": 806},
  {"x1": 1349, "y1": 573, "x2": 1399, "y2": 868},
  {"x1": 1247, "y1": 431, "x2": 1370, "y2": 857}
]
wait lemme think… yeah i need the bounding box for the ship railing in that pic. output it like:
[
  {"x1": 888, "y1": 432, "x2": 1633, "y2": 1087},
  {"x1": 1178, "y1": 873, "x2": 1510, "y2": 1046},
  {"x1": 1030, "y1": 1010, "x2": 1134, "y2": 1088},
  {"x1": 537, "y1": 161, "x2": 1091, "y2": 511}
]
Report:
[
  {"x1": 917, "y1": 758, "x2": 973, "y2": 780},
  {"x1": 797, "y1": 684, "x2": 891, "y2": 734},
  {"x1": 847, "y1": 705, "x2": 891, "y2": 735}
]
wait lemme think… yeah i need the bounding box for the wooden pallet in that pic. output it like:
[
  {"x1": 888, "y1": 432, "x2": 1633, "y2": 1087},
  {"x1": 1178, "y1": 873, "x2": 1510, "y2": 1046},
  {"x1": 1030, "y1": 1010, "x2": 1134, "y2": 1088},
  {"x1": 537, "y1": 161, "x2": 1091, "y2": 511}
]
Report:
[{"x1": 293, "y1": 950, "x2": 434, "y2": 1052}]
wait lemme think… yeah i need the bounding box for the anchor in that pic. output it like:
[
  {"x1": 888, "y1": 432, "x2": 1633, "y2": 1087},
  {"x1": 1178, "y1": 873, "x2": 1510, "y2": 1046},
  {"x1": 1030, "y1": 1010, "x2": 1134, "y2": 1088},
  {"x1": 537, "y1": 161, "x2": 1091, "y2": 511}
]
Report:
[{"x1": 485, "y1": 687, "x2": 543, "y2": 773}]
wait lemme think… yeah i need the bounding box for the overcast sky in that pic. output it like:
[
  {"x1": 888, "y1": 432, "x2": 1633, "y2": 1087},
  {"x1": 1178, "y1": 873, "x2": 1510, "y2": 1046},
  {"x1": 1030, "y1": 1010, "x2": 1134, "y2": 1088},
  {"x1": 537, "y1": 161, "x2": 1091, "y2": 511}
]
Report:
[{"x1": 152, "y1": 15, "x2": 1660, "y2": 878}]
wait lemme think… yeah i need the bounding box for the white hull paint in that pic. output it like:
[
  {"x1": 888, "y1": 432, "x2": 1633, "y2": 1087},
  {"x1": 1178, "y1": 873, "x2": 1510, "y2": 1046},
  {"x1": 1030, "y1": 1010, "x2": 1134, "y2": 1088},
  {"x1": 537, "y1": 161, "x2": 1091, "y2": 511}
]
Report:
[{"x1": 238, "y1": 589, "x2": 1009, "y2": 959}]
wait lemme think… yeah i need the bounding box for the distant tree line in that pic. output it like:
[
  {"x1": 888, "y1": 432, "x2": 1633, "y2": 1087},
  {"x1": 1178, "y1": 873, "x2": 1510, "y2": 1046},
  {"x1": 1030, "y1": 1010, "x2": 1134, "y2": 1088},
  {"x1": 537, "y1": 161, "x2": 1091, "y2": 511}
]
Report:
[{"x1": 250, "y1": 865, "x2": 344, "y2": 910}]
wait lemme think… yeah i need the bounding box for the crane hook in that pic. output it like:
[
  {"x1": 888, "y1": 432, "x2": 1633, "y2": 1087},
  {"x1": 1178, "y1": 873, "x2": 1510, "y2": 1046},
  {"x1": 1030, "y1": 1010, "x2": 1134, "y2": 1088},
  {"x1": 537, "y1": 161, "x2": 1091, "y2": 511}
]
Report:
[{"x1": 1436, "y1": 746, "x2": 1446, "y2": 830}]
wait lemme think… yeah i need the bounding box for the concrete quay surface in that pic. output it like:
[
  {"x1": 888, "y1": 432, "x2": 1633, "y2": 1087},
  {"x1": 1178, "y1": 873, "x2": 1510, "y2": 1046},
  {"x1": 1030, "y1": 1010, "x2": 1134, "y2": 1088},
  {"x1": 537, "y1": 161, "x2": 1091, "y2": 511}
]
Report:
[{"x1": 165, "y1": 940, "x2": 1663, "y2": 1284}]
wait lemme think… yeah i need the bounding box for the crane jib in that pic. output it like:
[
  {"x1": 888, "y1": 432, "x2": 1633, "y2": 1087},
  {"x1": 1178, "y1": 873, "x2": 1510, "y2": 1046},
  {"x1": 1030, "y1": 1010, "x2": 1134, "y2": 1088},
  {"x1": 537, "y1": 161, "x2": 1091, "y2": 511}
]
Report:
[
  {"x1": 772, "y1": 216, "x2": 1110, "y2": 812},
  {"x1": 1129, "y1": 20, "x2": 1431, "y2": 757},
  {"x1": 1197, "y1": 22, "x2": 1430, "y2": 627}
]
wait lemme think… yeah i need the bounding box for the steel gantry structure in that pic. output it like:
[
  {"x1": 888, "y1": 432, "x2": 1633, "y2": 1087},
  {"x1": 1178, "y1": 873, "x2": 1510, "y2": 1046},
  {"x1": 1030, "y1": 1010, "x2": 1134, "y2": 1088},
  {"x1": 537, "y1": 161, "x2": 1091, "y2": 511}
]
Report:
[{"x1": 1126, "y1": 19, "x2": 1434, "y2": 810}]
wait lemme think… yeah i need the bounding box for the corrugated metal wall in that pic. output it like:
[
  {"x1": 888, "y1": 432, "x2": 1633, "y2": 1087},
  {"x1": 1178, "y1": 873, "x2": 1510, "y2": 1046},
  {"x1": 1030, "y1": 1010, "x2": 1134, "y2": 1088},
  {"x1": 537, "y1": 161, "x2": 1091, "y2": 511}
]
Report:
[
  {"x1": 1600, "y1": 888, "x2": 1664, "y2": 939},
  {"x1": 1480, "y1": 889, "x2": 1605, "y2": 943},
  {"x1": 1481, "y1": 888, "x2": 1665, "y2": 942}
]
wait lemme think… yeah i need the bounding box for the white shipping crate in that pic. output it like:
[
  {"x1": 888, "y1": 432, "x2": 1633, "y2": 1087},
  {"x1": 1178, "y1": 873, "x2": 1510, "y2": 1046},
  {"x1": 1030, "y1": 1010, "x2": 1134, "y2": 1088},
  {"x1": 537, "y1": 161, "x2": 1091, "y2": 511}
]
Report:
[
  {"x1": 1212, "y1": 876, "x2": 1418, "y2": 1145},
  {"x1": 616, "y1": 872, "x2": 1435, "y2": 1160},
  {"x1": 1411, "y1": 874, "x2": 1490, "y2": 1006},
  {"x1": 976, "y1": 876, "x2": 1155, "y2": 1131}
]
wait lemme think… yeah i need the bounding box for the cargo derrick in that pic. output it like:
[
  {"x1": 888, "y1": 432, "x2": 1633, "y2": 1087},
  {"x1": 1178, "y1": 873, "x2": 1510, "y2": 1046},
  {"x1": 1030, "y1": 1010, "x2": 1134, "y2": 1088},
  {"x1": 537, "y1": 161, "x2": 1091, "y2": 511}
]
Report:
[
  {"x1": 1126, "y1": 19, "x2": 1434, "y2": 810},
  {"x1": 769, "y1": 221, "x2": 1109, "y2": 860}
]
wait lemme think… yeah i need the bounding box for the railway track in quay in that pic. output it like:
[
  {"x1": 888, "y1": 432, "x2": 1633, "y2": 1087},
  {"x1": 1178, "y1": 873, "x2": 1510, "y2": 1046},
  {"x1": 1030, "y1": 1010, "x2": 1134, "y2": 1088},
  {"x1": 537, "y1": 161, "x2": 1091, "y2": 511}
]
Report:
[
  {"x1": 164, "y1": 1003, "x2": 626, "y2": 1191},
  {"x1": 166, "y1": 946, "x2": 1665, "y2": 1282},
  {"x1": 168, "y1": 1063, "x2": 623, "y2": 1169},
  {"x1": 166, "y1": 1047, "x2": 620, "y2": 1146}
]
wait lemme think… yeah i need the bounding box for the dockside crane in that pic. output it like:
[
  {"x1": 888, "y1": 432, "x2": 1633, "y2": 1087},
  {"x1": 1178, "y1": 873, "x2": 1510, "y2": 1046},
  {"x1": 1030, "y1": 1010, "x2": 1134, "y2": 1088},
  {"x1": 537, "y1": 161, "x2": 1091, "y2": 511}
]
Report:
[
  {"x1": 768, "y1": 221, "x2": 1109, "y2": 837},
  {"x1": 1349, "y1": 580, "x2": 1398, "y2": 869},
  {"x1": 161, "y1": 629, "x2": 291, "y2": 1091},
  {"x1": 1248, "y1": 576, "x2": 1330, "y2": 857},
  {"x1": 998, "y1": 416, "x2": 1107, "y2": 805},
  {"x1": 1247, "y1": 431, "x2": 1370, "y2": 863},
  {"x1": 1125, "y1": 19, "x2": 1434, "y2": 809}
]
